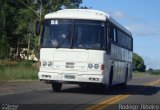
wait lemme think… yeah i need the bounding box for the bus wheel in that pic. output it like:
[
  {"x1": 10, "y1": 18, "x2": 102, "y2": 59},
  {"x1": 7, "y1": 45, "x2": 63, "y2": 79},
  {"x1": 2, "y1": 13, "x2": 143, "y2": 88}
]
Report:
[{"x1": 52, "y1": 82, "x2": 62, "y2": 92}]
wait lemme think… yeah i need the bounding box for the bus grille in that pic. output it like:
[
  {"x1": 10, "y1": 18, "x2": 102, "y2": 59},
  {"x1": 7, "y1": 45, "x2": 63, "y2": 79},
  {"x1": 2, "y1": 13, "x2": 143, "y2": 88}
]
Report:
[{"x1": 66, "y1": 62, "x2": 74, "y2": 68}]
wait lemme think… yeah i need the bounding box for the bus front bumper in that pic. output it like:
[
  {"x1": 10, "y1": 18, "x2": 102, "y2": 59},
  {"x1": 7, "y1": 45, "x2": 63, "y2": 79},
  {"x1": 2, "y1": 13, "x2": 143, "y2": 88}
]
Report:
[{"x1": 38, "y1": 71, "x2": 104, "y2": 84}]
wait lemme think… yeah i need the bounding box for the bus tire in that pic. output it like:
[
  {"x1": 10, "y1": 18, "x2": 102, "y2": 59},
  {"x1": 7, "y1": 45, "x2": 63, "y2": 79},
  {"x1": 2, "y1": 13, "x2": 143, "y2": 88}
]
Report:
[{"x1": 52, "y1": 82, "x2": 62, "y2": 92}]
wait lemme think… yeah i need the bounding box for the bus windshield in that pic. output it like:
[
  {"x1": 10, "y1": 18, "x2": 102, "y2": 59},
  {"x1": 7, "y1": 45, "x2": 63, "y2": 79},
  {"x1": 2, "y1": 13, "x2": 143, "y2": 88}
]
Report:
[{"x1": 41, "y1": 19, "x2": 105, "y2": 50}]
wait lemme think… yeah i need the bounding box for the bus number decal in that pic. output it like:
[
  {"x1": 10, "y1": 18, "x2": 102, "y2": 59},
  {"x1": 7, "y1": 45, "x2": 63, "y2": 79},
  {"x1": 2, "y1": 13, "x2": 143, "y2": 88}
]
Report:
[{"x1": 51, "y1": 20, "x2": 58, "y2": 25}]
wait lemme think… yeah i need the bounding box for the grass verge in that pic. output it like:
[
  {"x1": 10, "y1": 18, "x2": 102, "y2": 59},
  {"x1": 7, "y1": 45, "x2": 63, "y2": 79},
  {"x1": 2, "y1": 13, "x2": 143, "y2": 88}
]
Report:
[
  {"x1": 132, "y1": 71, "x2": 149, "y2": 77},
  {"x1": 148, "y1": 70, "x2": 160, "y2": 75},
  {"x1": 0, "y1": 60, "x2": 38, "y2": 82},
  {"x1": 132, "y1": 70, "x2": 160, "y2": 77}
]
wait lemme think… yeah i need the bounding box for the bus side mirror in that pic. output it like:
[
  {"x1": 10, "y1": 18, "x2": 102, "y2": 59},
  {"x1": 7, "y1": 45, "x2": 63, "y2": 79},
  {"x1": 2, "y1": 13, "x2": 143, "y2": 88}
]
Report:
[{"x1": 36, "y1": 21, "x2": 41, "y2": 36}]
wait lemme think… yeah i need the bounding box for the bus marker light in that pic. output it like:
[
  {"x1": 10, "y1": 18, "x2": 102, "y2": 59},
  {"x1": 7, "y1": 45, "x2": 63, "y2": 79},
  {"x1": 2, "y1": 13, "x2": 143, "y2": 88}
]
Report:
[{"x1": 101, "y1": 64, "x2": 104, "y2": 70}]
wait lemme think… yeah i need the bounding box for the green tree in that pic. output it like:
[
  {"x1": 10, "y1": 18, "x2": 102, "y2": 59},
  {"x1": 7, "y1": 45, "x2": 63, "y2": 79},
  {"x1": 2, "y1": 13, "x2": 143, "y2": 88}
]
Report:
[
  {"x1": 18, "y1": 0, "x2": 83, "y2": 59},
  {"x1": 0, "y1": 0, "x2": 10, "y2": 59},
  {"x1": 0, "y1": 0, "x2": 83, "y2": 60},
  {"x1": 133, "y1": 53, "x2": 146, "y2": 72},
  {"x1": 15, "y1": 6, "x2": 37, "y2": 59}
]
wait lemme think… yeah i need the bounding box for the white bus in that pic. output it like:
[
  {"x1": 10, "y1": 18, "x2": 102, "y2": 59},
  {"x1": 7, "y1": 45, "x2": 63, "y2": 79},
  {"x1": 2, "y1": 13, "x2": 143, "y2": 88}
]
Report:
[{"x1": 37, "y1": 9, "x2": 133, "y2": 92}]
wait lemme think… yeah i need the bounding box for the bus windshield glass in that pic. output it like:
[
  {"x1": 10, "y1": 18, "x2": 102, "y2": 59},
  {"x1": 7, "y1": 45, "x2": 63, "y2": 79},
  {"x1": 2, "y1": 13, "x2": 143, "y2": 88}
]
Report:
[
  {"x1": 41, "y1": 20, "x2": 73, "y2": 48},
  {"x1": 41, "y1": 19, "x2": 105, "y2": 50},
  {"x1": 74, "y1": 20, "x2": 105, "y2": 49}
]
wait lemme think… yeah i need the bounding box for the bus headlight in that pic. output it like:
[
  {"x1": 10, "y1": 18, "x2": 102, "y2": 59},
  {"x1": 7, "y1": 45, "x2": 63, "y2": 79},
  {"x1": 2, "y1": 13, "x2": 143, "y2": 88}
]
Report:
[
  {"x1": 94, "y1": 64, "x2": 100, "y2": 69},
  {"x1": 88, "y1": 63, "x2": 93, "y2": 69},
  {"x1": 42, "y1": 61, "x2": 47, "y2": 66},
  {"x1": 48, "y1": 61, "x2": 52, "y2": 67}
]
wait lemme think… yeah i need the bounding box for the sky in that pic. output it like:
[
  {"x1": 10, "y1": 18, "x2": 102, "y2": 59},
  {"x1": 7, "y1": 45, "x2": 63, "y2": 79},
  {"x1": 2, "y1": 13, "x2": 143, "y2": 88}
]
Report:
[{"x1": 81, "y1": 0, "x2": 160, "y2": 69}]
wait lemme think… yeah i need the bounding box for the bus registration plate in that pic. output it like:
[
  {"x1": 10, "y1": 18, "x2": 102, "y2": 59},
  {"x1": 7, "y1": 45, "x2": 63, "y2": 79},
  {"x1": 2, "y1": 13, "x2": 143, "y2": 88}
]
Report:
[{"x1": 64, "y1": 74, "x2": 75, "y2": 79}]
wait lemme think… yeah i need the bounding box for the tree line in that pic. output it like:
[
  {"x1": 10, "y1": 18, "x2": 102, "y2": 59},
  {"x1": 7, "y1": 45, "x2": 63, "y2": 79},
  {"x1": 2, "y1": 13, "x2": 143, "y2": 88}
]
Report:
[
  {"x1": 133, "y1": 53, "x2": 146, "y2": 72},
  {"x1": 0, "y1": 0, "x2": 146, "y2": 71},
  {"x1": 0, "y1": 0, "x2": 83, "y2": 60}
]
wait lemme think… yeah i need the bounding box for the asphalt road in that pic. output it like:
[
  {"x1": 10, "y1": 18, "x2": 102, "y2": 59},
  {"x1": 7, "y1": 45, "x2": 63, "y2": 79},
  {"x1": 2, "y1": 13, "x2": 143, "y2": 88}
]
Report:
[{"x1": 0, "y1": 75, "x2": 160, "y2": 110}]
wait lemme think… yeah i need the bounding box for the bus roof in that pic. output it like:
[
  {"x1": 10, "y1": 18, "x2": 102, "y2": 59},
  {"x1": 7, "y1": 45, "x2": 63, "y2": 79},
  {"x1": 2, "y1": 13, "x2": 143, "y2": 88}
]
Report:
[{"x1": 45, "y1": 9, "x2": 132, "y2": 36}]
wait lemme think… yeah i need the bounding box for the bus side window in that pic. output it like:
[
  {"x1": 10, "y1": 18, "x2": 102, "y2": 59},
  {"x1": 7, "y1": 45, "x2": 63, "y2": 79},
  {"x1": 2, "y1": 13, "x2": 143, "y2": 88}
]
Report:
[
  {"x1": 111, "y1": 27, "x2": 117, "y2": 43},
  {"x1": 109, "y1": 25, "x2": 117, "y2": 43}
]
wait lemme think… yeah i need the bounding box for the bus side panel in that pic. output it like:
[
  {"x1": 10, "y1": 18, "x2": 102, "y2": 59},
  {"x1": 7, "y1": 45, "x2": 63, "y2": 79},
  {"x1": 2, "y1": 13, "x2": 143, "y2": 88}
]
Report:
[
  {"x1": 103, "y1": 54, "x2": 111, "y2": 85},
  {"x1": 110, "y1": 44, "x2": 132, "y2": 85}
]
